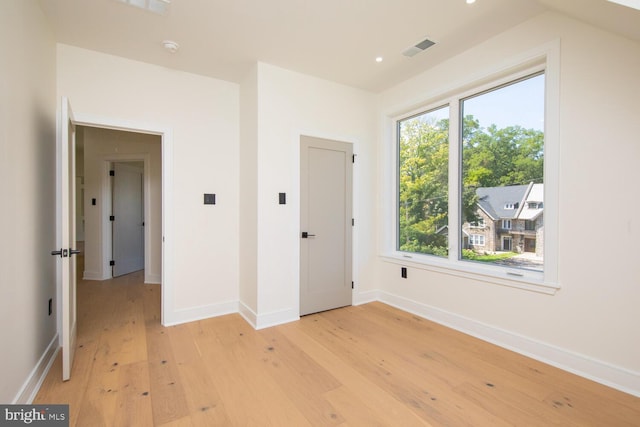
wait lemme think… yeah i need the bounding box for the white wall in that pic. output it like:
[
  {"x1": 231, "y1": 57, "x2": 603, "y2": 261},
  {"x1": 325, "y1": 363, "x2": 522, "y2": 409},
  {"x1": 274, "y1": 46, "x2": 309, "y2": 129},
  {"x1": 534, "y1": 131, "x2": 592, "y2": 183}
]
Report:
[
  {"x1": 81, "y1": 126, "x2": 162, "y2": 284},
  {"x1": 246, "y1": 63, "x2": 378, "y2": 327},
  {"x1": 57, "y1": 45, "x2": 240, "y2": 324},
  {"x1": 0, "y1": 0, "x2": 58, "y2": 403},
  {"x1": 377, "y1": 11, "x2": 640, "y2": 395},
  {"x1": 239, "y1": 65, "x2": 259, "y2": 314}
]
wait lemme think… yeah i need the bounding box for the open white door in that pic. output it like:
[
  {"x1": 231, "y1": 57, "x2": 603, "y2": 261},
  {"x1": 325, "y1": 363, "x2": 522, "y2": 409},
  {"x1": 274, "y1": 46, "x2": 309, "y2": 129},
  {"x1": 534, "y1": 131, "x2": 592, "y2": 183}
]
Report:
[{"x1": 52, "y1": 97, "x2": 78, "y2": 381}]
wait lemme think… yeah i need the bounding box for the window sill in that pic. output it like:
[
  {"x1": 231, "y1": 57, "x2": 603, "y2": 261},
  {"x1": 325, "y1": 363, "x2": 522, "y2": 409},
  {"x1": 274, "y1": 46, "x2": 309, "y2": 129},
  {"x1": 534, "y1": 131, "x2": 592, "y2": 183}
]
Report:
[{"x1": 381, "y1": 253, "x2": 560, "y2": 295}]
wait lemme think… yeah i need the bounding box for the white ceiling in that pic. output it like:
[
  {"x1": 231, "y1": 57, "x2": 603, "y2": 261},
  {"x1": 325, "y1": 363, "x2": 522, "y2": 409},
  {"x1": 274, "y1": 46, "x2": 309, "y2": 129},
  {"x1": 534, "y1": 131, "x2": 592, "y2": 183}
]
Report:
[{"x1": 38, "y1": 0, "x2": 640, "y2": 92}]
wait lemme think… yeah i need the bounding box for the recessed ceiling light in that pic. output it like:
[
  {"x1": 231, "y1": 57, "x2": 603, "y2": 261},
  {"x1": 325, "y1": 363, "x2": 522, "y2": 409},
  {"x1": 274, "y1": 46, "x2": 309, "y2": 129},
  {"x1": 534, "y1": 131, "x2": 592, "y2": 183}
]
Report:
[
  {"x1": 466, "y1": 0, "x2": 476, "y2": 4},
  {"x1": 606, "y1": 0, "x2": 640, "y2": 11},
  {"x1": 375, "y1": 57, "x2": 384, "y2": 63}
]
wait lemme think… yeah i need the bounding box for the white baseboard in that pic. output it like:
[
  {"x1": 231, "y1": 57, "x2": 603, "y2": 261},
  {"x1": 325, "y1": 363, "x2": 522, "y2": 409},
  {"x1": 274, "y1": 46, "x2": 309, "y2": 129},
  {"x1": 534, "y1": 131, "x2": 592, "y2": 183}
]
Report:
[
  {"x1": 255, "y1": 308, "x2": 299, "y2": 330},
  {"x1": 163, "y1": 300, "x2": 239, "y2": 327},
  {"x1": 82, "y1": 270, "x2": 109, "y2": 281},
  {"x1": 353, "y1": 289, "x2": 380, "y2": 306},
  {"x1": 238, "y1": 303, "x2": 299, "y2": 330},
  {"x1": 377, "y1": 290, "x2": 640, "y2": 398},
  {"x1": 14, "y1": 335, "x2": 59, "y2": 404},
  {"x1": 144, "y1": 273, "x2": 161, "y2": 284},
  {"x1": 238, "y1": 302, "x2": 258, "y2": 329}
]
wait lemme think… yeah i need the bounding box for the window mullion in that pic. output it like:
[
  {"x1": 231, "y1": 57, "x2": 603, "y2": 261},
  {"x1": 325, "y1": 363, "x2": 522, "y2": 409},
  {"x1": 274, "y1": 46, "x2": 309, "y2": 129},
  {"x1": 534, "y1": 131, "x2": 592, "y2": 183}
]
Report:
[{"x1": 448, "y1": 99, "x2": 461, "y2": 263}]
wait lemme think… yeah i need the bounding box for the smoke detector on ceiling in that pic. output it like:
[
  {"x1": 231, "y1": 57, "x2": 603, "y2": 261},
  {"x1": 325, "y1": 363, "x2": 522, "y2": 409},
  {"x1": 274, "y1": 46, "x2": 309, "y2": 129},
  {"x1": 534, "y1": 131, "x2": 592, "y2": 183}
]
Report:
[
  {"x1": 402, "y1": 37, "x2": 436, "y2": 58},
  {"x1": 117, "y1": 0, "x2": 171, "y2": 15},
  {"x1": 162, "y1": 40, "x2": 179, "y2": 53}
]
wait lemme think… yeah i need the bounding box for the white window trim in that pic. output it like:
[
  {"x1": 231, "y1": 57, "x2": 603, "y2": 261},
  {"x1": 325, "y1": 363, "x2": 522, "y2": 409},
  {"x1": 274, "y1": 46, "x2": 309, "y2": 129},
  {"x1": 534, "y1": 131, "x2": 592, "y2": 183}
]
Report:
[
  {"x1": 469, "y1": 219, "x2": 485, "y2": 228},
  {"x1": 470, "y1": 234, "x2": 485, "y2": 246},
  {"x1": 381, "y1": 40, "x2": 560, "y2": 294}
]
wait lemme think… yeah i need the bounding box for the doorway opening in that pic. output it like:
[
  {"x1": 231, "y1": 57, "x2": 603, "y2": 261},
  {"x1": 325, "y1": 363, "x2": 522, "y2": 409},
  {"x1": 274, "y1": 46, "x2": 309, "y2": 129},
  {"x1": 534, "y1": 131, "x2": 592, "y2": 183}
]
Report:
[
  {"x1": 76, "y1": 126, "x2": 161, "y2": 285},
  {"x1": 69, "y1": 114, "x2": 172, "y2": 327}
]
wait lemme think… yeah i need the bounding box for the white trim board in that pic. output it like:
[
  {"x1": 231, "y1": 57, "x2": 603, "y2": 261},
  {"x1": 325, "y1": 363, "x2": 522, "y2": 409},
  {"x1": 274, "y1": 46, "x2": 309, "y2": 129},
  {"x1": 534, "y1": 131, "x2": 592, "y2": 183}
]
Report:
[
  {"x1": 376, "y1": 290, "x2": 640, "y2": 398},
  {"x1": 82, "y1": 270, "x2": 110, "y2": 281},
  {"x1": 256, "y1": 308, "x2": 299, "y2": 330},
  {"x1": 239, "y1": 302, "x2": 258, "y2": 329},
  {"x1": 13, "y1": 335, "x2": 59, "y2": 404},
  {"x1": 162, "y1": 300, "x2": 239, "y2": 328},
  {"x1": 240, "y1": 302, "x2": 300, "y2": 330},
  {"x1": 353, "y1": 289, "x2": 380, "y2": 306},
  {"x1": 144, "y1": 274, "x2": 161, "y2": 285}
]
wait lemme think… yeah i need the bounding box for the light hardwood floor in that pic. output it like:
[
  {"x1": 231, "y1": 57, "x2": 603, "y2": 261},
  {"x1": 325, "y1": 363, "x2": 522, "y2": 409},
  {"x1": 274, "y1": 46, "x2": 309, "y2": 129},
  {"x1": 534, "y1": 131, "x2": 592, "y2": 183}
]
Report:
[{"x1": 35, "y1": 267, "x2": 640, "y2": 426}]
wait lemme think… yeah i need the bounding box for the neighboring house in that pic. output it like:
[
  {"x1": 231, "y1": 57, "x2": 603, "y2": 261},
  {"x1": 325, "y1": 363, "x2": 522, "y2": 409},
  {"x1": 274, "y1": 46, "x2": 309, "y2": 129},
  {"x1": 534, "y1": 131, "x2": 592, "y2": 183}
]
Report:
[{"x1": 463, "y1": 183, "x2": 544, "y2": 257}]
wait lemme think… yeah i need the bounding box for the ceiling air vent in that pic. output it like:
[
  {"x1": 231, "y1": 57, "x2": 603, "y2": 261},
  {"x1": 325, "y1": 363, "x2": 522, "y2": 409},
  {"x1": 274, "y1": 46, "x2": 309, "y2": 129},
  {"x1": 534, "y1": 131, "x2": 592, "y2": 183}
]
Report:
[{"x1": 402, "y1": 37, "x2": 436, "y2": 58}]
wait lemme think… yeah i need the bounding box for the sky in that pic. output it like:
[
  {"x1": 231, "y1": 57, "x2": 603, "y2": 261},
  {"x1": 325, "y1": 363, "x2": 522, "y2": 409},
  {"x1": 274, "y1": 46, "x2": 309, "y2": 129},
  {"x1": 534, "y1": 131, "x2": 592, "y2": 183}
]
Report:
[
  {"x1": 411, "y1": 73, "x2": 545, "y2": 132},
  {"x1": 462, "y1": 73, "x2": 545, "y2": 132}
]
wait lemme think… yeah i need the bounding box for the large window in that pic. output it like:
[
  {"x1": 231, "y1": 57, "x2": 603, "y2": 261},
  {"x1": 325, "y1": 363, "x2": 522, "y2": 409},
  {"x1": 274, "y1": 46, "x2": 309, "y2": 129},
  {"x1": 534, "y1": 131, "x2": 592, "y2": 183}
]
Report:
[
  {"x1": 397, "y1": 106, "x2": 450, "y2": 257},
  {"x1": 460, "y1": 73, "x2": 544, "y2": 272},
  {"x1": 394, "y1": 63, "x2": 556, "y2": 289}
]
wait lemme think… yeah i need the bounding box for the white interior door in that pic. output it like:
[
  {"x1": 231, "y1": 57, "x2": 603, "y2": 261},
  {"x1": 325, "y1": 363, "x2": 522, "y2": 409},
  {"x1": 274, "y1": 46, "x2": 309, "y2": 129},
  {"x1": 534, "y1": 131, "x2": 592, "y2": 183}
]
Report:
[
  {"x1": 300, "y1": 136, "x2": 353, "y2": 316},
  {"x1": 57, "y1": 97, "x2": 78, "y2": 381},
  {"x1": 112, "y1": 162, "x2": 144, "y2": 277}
]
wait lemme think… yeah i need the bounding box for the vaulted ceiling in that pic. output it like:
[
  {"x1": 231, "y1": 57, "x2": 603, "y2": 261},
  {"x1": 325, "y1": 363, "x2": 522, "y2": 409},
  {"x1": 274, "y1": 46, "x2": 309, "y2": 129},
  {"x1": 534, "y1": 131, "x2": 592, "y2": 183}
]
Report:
[{"x1": 38, "y1": 0, "x2": 640, "y2": 92}]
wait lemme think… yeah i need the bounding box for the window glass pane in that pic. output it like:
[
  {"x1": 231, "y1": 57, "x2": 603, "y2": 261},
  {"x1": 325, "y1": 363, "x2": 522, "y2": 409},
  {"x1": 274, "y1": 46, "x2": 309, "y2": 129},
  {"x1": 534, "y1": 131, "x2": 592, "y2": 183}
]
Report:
[
  {"x1": 460, "y1": 73, "x2": 544, "y2": 271},
  {"x1": 398, "y1": 106, "x2": 449, "y2": 257}
]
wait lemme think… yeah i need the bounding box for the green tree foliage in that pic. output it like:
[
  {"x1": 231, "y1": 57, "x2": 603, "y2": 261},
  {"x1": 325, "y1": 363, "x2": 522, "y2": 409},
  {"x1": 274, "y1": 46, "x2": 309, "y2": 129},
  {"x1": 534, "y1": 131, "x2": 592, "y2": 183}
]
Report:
[
  {"x1": 398, "y1": 114, "x2": 544, "y2": 255},
  {"x1": 398, "y1": 115, "x2": 449, "y2": 256}
]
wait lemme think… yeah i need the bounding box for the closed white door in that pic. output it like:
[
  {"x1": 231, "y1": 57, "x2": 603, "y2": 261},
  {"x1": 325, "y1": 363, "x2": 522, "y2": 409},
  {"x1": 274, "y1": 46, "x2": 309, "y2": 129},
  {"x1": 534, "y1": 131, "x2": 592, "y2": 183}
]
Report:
[
  {"x1": 300, "y1": 136, "x2": 353, "y2": 316},
  {"x1": 112, "y1": 162, "x2": 144, "y2": 277}
]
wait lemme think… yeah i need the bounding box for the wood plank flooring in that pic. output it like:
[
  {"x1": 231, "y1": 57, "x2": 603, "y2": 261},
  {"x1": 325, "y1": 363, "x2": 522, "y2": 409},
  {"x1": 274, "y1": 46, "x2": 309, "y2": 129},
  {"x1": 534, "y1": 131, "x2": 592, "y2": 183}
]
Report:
[{"x1": 34, "y1": 268, "x2": 640, "y2": 426}]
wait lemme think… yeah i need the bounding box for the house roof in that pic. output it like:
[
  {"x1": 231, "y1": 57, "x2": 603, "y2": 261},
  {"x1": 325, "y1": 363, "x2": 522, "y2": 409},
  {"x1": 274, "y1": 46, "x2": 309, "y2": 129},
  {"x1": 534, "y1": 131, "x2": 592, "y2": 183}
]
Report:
[
  {"x1": 476, "y1": 183, "x2": 544, "y2": 221},
  {"x1": 476, "y1": 184, "x2": 530, "y2": 220},
  {"x1": 518, "y1": 183, "x2": 544, "y2": 220}
]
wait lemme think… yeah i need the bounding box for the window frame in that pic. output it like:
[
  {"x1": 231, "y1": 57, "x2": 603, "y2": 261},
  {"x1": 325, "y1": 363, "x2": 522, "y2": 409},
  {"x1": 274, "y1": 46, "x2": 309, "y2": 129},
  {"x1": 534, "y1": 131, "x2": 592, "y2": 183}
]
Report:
[
  {"x1": 469, "y1": 218, "x2": 486, "y2": 228},
  {"x1": 469, "y1": 234, "x2": 485, "y2": 246},
  {"x1": 382, "y1": 41, "x2": 560, "y2": 295}
]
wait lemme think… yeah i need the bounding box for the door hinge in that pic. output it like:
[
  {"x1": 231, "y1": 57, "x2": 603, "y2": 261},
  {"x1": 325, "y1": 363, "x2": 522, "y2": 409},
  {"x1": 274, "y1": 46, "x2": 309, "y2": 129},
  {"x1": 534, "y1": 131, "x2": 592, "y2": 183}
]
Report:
[
  {"x1": 110, "y1": 260, "x2": 115, "y2": 266},
  {"x1": 109, "y1": 170, "x2": 115, "y2": 176},
  {"x1": 352, "y1": 154, "x2": 356, "y2": 163},
  {"x1": 351, "y1": 281, "x2": 354, "y2": 289},
  {"x1": 109, "y1": 215, "x2": 115, "y2": 221},
  {"x1": 352, "y1": 218, "x2": 355, "y2": 226}
]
